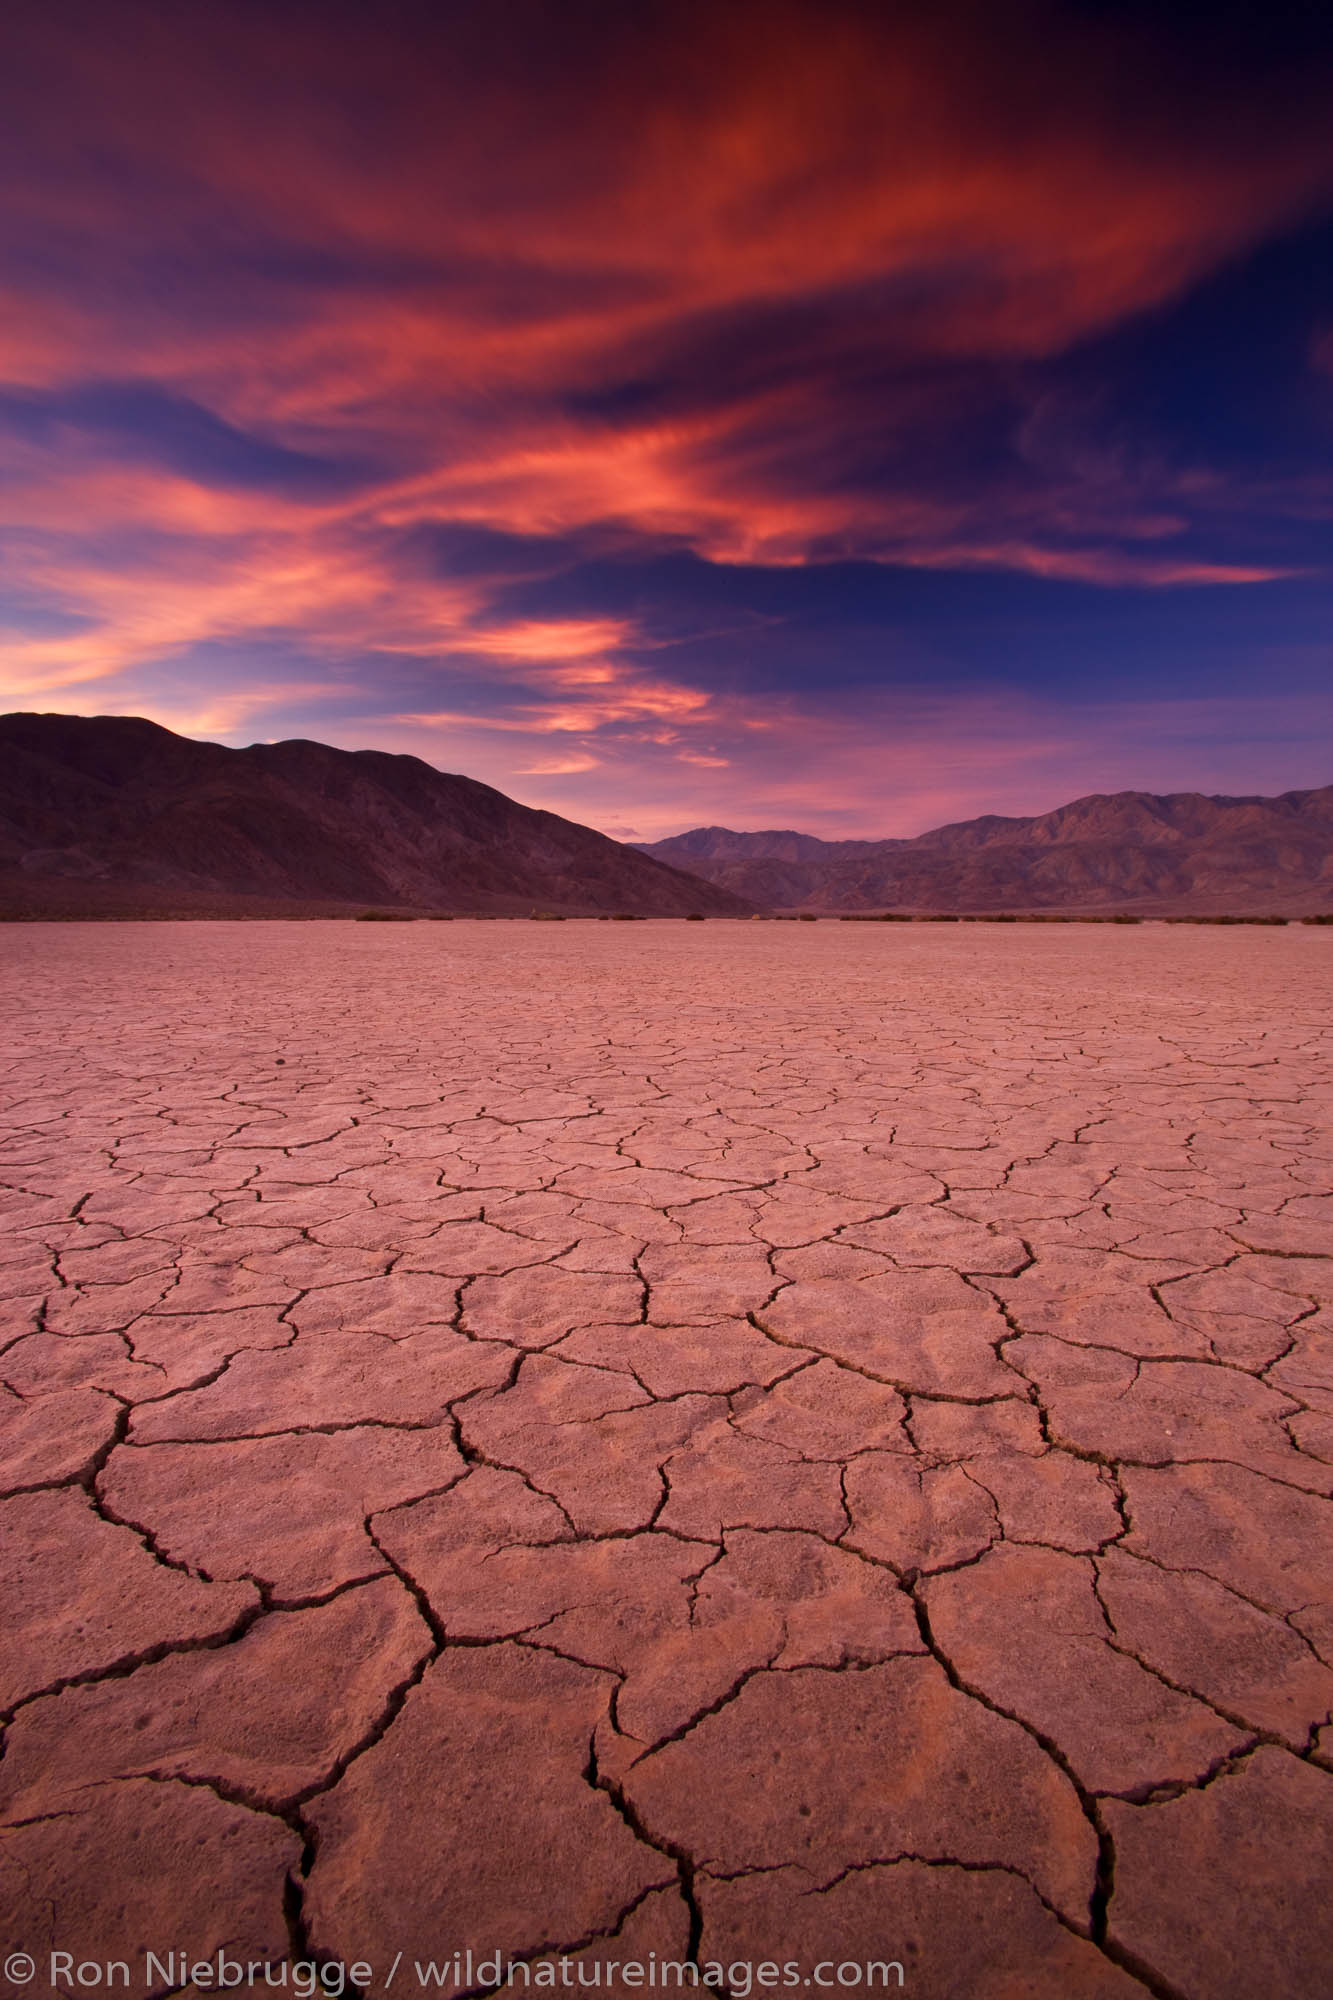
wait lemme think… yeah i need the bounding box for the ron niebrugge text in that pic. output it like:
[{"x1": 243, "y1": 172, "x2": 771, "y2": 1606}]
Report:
[{"x1": 30, "y1": 1951, "x2": 907, "y2": 1993}]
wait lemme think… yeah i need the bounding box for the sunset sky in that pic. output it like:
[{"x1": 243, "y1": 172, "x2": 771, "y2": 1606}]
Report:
[{"x1": 3, "y1": 0, "x2": 1331, "y2": 838}]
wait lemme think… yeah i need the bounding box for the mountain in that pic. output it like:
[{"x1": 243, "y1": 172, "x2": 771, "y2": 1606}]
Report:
[
  {"x1": 638, "y1": 788, "x2": 1333, "y2": 914},
  {"x1": 0, "y1": 713, "x2": 753, "y2": 918}
]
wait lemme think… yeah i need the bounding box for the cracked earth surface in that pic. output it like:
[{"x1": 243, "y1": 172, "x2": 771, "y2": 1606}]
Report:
[{"x1": 1, "y1": 920, "x2": 1331, "y2": 2000}]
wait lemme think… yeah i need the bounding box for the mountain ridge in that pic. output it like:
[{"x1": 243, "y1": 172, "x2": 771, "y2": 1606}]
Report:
[
  {"x1": 0, "y1": 712, "x2": 753, "y2": 918},
  {"x1": 637, "y1": 785, "x2": 1333, "y2": 913}
]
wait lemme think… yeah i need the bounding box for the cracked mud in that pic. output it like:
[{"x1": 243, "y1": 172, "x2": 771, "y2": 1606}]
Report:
[{"x1": 1, "y1": 920, "x2": 1331, "y2": 2000}]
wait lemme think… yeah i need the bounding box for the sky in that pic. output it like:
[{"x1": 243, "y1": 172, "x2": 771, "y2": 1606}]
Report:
[{"x1": 2, "y1": 0, "x2": 1331, "y2": 840}]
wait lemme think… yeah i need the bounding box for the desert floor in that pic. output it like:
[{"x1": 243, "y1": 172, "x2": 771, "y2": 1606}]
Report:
[{"x1": 1, "y1": 921, "x2": 1331, "y2": 2000}]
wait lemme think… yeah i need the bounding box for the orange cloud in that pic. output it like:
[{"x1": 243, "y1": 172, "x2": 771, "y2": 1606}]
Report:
[
  {"x1": 0, "y1": 0, "x2": 1329, "y2": 754},
  {"x1": 514, "y1": 753, "x2": 603, "y2": 775},
  {"x1": 463, "y1": 619, "x2": 635, "y2": 662}
]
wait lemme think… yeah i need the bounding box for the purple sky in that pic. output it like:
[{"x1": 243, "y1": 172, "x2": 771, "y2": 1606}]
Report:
[{"x1": 2, "y1": 0, "x2": 1331, "y2": 837}]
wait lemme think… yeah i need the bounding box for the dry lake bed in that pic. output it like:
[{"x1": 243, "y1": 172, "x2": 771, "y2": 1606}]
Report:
[{"x1": 1, "y1": 920, "x2": 1331, "y2": 2000}]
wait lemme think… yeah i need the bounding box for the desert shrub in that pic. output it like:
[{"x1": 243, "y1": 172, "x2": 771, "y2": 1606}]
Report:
[
  {"x1": 356, "y1": 910, "x2": 416, "y2": 921},
  {"x1": 1301, "y1": 913, "x2": 1333, "y2": 925},
  {"x1": 686, "y1": 912, "x2": 706, "y2": 920}
]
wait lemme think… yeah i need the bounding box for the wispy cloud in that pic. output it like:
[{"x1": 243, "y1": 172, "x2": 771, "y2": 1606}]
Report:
[{"x1": 0, "y1": 0, "x2": 1329, "y2": 821}]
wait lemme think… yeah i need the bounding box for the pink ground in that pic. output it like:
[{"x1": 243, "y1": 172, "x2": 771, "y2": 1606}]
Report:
[{"x1": 1, "y1": 920, "x2": 1331, "y2": 2000}]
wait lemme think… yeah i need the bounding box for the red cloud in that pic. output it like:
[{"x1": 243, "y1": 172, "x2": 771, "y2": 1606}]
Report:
[{"x1": 0, "y1": 1, "x2": 1329, "y2": 722}]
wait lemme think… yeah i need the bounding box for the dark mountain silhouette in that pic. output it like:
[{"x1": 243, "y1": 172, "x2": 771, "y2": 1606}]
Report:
[
  {"x1": 0, "y1": 713, "x2": 753, "y2": 918},
  {"x1": 639, "y1": 789, "x2": 1333, "y2": 913}
]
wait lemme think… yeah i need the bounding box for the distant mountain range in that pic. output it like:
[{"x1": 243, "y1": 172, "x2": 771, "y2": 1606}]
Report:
[
  {"x1": 639, "y1": 788, "x2": 1333, "y2": 913},
  {"x1": 4, "y1": 715, "x2": 1328, "y2": 919},
  {"x1": 0, "y1": 713, "x2": 751, "y2": 918}
]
